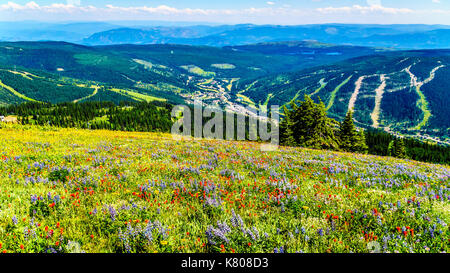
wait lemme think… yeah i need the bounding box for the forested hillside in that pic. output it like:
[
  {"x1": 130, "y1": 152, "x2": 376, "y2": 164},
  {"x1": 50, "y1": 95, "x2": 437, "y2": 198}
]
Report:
[
  {"x1": 0, "y1": 42, "x2": 449, "y2": 143},
  {"x1": 236, "y1": 51, "x2": 450, "y2": 143}
]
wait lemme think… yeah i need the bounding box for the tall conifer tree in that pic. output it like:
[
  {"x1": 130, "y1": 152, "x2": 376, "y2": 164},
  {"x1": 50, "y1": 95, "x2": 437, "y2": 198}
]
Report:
[{"x1": 339, "y1": 110, "x2": 368, "y2": 153}]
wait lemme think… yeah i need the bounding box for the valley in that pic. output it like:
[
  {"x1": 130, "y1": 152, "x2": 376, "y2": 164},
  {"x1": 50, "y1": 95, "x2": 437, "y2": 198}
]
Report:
[
  {"x1": 0, "y1": 42, "x2": 449, "y2": 144},
  {"x1": 238, "y1": 52, "x2": 450, "y2": 144}
]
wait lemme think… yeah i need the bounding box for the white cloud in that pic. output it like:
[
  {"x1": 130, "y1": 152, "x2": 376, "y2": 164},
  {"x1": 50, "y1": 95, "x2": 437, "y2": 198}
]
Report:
[
  {"x1": 0, "y1": 2, "x2": 410, "y2": 16},
  {"x1": 67, "y1": 0, "x2": 81, "y2": 6},
  {"x1": 0, "y1": 1, "x2": 450, "y2": 24},
  {"x1": 317, "y1": 4, "x2": 413, "y2": 15},
  {"x1": 0, "y1": 1, "x2": 39, "y2": 11},
  {"x1": 367, "y1": 0, "x2": 382, "y2": 6},
  {"x1": 0, "y1": 1, "x2": 95, "y2": 12},
  {"x1": 104, "y1": 4, "x2": 213, "y2": 15}
]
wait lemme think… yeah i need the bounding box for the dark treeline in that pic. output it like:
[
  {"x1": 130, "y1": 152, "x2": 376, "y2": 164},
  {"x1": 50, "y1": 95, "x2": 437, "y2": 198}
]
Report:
[
  {"x1": 0, "y1": 100, "x2": 271, "y2": 140},
  {"x1": 0, "y1": 101, "x2": 173, "y2": 132},
  {"x1": 366, "y1": 129, "x2": 450, "y2": 164},
  {"x1": 280, "y1": 95, "x2": 449, "y2": 165}
]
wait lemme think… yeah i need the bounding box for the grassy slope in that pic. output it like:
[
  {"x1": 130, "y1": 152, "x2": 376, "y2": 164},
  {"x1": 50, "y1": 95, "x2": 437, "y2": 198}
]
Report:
[
  {"x1": 0, "y1": 80, "x2": 40, "y2": 102},
  {"x1": 326, "y1": 75, "x2": 353, "y2": 111},
  {"x1": 0, "y1": 124, "x2": 448, "y2": 253}
]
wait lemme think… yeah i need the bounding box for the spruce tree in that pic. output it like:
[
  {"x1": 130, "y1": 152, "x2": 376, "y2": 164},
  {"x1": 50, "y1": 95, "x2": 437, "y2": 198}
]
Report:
[
  {"x1": 394, "y1": 138, "x2": 407, "y2": 159},
  {"x1": 338, "y1": 110, "x2": 368, "y2": 153},
  {"x1": 279, "y1": 104, "x2": 296, "y2": 146},
  {"x1": 354, "y1": 129, "x2": 369, "y2": 154},
  {"x1": 387, "y1": 140, "x2": 395, "y2": 156},
  {"x1": 290, "y1": 95, "x2": 339, "y2": 150},
  {"x1": 339, "y1": 110, "x2": 357, "y2": 152}
]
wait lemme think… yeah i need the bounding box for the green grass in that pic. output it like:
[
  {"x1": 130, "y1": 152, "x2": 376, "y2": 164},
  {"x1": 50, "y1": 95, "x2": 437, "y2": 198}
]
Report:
[
  {"x1": 180, "y1": 65, "x2": 216, "y2": 78},
  {"x1": 259, "y1": 93, "x2": 274, "y2": 112},
  {"x1": 327, "y1": 76, "x2": 353, "y2": 111},
  {"x1": 109, "y1": 88, "x2": 166, "y2": 103},
  {"x1": 413, "y1": 86, "x2": 432, "y2": 130},
  {"x1": 74, "y1": 54, "x2": 115, "y2": 66},
  {"x1": 211, "y1": 63, "x2": 236, "y2": 70},
  {"x1": 73, "y1": 85, "x2": 99, "y2": 103},
  {"x1": 0, "y1": 80, "x2": 41, "y2": 103},
  {"x1": 236, "y1": 94, "x2": 257, "y2": 108},
  {"x1": 309, "y1": 78, "x2": 327, "y2": 98},
  {"x1": 0, "y1": 125, "x2": 448, "y2": 253}
]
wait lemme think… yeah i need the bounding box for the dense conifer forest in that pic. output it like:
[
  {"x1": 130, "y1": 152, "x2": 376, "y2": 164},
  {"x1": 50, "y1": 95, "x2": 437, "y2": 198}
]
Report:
[{"x1": 0, "y1": 101, "x2": 173, "y2": 132}]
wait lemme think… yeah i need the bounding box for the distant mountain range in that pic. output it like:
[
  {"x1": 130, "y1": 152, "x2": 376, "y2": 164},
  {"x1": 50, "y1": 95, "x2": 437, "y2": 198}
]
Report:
[
  {"x1": 0, "y1": 21, "x2": 219, "y2": 43},
  {"x1": 83, "y1": 24, "x2": 450, "y2": 49},
  {"x1": 0, "y1": 22, "x2": 120, "y2": 43},
  {"x1": 2, "y1": 22, "x2": 450, "y2": 49}
]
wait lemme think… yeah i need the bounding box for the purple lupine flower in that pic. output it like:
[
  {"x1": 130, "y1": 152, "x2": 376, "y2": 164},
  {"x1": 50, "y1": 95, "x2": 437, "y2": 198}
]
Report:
[
  {"x1": 118, "y1": 229, "x2": 131, "y2": 253},
  {"x1": 109, "y1": 206, "x2": 117, "y2": 221},
  {"x1": 30, "y1": 195, "x2": 38, "y2": 204},
  {"x1": 205, "y1": 226, "x2": 217, "y2": 245},
  {"x1": 317, "y1": 228, "x2": 324, "y2": 236},
  {"x1": 213, "y1": 228, "x2": 230, "y2": 244},
  {"x1": 252, "y1": 227, "x2": 260, "y2": 240},
  {"x1": 217, "y1": 221, "x2": 231, "y2": 234},
  {"x1": 53, "y1": 195, "x2": 61, "y2": 203},
  {"x1": 144, "y1": 221, "x2": 155, "y2": 242},
  {"x1": 246, "y1": 229, "x2": 257, "y2": 241}
]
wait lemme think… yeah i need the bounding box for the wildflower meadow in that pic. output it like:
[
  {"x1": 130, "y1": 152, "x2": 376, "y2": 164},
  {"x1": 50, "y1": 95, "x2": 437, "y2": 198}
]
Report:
[{"x1": 0, "y1": 124, "x2": 448, "y2": 253}]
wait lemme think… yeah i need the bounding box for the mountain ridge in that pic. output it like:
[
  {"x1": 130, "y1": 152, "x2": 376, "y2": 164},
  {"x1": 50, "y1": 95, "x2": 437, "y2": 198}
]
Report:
[
  {"x1": 81, "y1": 24, "x2": 450, "y2": 49},
  {"x1": 3, "y1": 22, "x2": 450, "y2": 49}
]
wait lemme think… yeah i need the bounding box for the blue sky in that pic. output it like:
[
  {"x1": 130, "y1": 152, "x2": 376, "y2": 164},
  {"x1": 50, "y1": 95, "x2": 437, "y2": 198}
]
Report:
[{"x1": 1, "y1": 0, "x2": 450, "y2": 24}]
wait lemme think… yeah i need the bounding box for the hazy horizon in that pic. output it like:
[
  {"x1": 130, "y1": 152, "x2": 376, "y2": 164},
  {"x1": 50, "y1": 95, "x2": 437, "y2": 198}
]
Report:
[
  {"x1": 2, "y1": 20, "x2": 450, "y2": 25},
  {"x1": 1, "y1": 0, "x2": 450, "y2": 25}
]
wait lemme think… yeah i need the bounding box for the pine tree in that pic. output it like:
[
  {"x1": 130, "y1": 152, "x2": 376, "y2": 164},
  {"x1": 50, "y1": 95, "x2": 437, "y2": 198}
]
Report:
[
  {"x1": 289, "y1": 95, "x2": 339, "y2": 150},
  {"x1": 338, "y1": 110, "x2": 368, "y2": 153},
  {"x1": 394, "y1": 138, "x2": 407, "y2": 159},
  {"x1": 339, "y1": 110, "x2": 357, "y2": 152},
  {"x1": 354, "y1": 129, "x2": 369, "y2": 154},
  {"x1": 387, "y1": 138, "x2": 407, "y2": 159},
  {"x1": 387, "y1": 140, "x2": 395, "y2": 156},
  {"x1": 279, "y1": 104, "x2": 296, "y2": 146}
]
